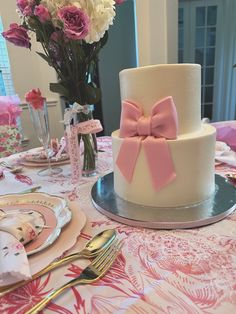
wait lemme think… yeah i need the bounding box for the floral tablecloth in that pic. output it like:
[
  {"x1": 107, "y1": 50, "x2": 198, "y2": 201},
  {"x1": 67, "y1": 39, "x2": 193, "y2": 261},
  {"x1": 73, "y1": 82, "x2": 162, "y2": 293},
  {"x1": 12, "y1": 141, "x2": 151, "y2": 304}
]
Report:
[{"x1": 0, "y1": 136, "x2": 236, "y2": 314}]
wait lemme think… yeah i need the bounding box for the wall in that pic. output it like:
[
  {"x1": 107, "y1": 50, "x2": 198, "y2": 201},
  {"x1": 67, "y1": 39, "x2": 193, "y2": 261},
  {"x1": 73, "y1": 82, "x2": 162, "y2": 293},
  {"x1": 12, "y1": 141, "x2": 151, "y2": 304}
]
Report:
[
  {"x1": 0, "y1": 0, "x2": 64, "y2": 148},
  {"x1": 135, "y1": 0, "x2": 178, "y2": 66},
  {"x1": 98, "y1": 0, "x2": 137, "y2": 135},
  {"x1": 99, "y1": 0, "x2": 178, "y2": 135}
]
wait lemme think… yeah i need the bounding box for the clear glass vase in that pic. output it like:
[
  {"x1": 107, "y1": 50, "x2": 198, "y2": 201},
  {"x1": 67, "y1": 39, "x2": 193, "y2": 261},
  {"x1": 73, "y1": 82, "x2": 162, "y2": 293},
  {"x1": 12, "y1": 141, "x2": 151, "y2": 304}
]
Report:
[{"x1": 77, "y1": 105, "x2": 98, "y2": 177}]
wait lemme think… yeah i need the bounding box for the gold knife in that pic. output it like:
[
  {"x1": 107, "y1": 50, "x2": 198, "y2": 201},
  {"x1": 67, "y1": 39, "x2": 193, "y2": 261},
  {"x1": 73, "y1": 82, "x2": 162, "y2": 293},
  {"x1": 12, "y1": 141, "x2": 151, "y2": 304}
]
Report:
[{"x1": 18, "y1": 186, "x2": 42, "y2": 194}]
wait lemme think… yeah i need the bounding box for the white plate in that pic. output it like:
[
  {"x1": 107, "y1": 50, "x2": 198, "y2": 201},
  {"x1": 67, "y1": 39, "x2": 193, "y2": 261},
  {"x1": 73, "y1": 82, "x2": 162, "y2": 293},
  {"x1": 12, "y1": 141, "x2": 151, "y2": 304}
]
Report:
[
  {"x1": 0, "y1": 193, "x2": 72, "y2": 256},
  {"x1": 20, "y1": 159, "x2": 70, "y2": 167},
  {"x1": 23, "y1": 152, "x2": 69, "y2": 164},
  {"x1": 0, "y1": 201, "x2": 87, "y2": 287}
]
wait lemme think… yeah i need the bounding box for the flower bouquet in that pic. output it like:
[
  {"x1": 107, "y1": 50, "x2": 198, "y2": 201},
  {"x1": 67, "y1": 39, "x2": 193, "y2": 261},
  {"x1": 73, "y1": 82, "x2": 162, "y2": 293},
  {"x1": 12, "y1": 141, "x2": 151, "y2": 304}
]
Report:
[{"x1": 2, "y1": 0, "x2": 125, "y2": 176}]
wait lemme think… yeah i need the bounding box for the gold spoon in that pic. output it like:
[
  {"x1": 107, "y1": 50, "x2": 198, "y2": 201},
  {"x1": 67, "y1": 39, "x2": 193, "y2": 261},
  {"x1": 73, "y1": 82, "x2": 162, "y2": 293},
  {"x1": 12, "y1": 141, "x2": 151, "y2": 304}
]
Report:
[
  {"x1": 0, "y1": 161, "x2": 23, "y2": 174},
  {"x1": 0, "y1": 228, "x2": 117, "y2": 296}
]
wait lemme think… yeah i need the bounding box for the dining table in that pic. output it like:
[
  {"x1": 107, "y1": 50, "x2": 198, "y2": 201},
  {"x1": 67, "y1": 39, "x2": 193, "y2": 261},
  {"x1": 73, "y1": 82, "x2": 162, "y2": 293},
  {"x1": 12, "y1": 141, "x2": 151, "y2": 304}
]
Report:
[{"x1": 0, "y1": 135, "x2": 236, "y2": 314}]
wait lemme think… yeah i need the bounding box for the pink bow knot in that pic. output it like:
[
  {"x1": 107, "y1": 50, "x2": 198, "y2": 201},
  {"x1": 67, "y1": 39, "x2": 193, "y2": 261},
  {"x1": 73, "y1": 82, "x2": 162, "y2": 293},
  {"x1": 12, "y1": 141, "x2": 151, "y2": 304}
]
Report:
[
  {"x1": 116, "y1": 96, "x2": 178, "y2": 191},
  {"x1": 137, "y1": 116, "x2": 151, "y2": 136}
]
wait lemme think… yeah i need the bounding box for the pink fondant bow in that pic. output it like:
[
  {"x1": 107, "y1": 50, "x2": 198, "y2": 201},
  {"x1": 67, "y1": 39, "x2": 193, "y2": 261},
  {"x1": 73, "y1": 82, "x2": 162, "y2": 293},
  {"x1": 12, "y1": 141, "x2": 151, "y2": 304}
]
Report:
[{"x1": 116, "y1": 96, "x2": 178, "y2": 191}]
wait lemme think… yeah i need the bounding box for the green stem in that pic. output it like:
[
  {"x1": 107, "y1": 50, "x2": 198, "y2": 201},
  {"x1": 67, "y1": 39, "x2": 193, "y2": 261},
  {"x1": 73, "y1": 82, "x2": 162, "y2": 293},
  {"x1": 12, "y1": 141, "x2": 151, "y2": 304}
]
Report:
[{"x1": 77, "y1": 109, "x2": 97, "y2": 174}]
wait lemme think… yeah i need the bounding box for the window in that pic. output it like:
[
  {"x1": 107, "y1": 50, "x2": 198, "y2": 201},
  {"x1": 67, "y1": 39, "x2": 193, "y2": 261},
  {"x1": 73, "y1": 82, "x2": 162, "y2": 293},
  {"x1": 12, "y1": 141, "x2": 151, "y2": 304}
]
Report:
[
  {"x1": 178, "y1": 1, "x2": 219, "y2": 120},
  {"x1": 0, "y1": 16, "x2": 15, "y2": 96}
]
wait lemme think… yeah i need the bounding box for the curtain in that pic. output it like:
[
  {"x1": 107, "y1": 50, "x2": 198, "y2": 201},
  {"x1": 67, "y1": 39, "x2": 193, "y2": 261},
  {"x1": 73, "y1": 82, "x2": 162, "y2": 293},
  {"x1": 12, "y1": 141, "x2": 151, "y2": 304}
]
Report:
[{"x1": 213, "y1": 0, "x2": 236, "y2": 121}]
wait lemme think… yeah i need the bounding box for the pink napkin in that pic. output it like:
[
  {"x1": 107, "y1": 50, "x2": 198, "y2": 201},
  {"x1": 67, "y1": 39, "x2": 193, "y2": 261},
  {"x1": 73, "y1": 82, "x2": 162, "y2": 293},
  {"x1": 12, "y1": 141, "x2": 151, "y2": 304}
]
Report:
[
  {"x1": 215, "y1": 141, "x2": 236, "y2": 167},
  {"x1": 0, "y1": 95, "x2": 22, "y2": 126},
  {"x1": 212, "y1": 121, "x2": 236, "y2": 152}
]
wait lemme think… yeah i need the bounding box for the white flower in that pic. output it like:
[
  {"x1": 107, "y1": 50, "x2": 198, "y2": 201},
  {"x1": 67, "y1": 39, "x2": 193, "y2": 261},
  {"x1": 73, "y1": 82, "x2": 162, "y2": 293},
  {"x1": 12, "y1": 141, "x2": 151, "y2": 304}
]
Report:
[
  {"x1": 41, "y1": 0, "x2": 116, "y2": 43},
  {"x1": 72, "y1": 0, "x2": 116, "y2": 43},
  {"x1": 41, "y1": 0, "x2": 71, "y2": 18}
]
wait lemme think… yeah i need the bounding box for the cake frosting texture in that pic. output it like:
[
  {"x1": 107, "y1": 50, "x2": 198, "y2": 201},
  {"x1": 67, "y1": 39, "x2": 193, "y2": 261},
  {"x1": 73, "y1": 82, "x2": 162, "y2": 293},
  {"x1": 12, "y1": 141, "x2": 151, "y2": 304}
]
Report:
[{"x1": 112, "y1": 64, "x2": 216, "y2": 207}]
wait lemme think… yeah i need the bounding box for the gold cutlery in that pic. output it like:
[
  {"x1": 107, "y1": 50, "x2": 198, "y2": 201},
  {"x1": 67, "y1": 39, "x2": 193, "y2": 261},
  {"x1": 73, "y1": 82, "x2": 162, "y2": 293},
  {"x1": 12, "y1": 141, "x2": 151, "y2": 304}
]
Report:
[
  {"x1": 25, "y1": 240, "x2": 122, "y2": 314},
  {"x1": 0, "y1": 228, "x2": 117, "y2": 296},
  {"x1": 18, "y1": 186, "x2": 42, "y2": 194},
  {"x1": 0, "y1": 161, "x2": 23, "y2": 174}
]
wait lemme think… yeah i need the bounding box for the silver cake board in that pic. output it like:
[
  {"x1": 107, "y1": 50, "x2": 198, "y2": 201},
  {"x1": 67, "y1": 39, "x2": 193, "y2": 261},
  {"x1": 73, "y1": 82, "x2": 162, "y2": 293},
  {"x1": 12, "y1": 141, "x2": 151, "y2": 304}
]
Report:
[{"x1": 91, "y1": 173, "x2": 236, "y2": 229}]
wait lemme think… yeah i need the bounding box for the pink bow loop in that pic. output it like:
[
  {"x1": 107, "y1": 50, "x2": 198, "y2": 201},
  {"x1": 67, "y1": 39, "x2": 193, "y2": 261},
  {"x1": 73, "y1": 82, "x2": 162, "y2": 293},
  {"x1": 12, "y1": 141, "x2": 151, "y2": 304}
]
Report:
[
  {"x1": 116, "y1": 97, "x2": 178, "y2": 191},
  {"x1": 76, "y1": 119, "x2": 103, "y2": 135}
]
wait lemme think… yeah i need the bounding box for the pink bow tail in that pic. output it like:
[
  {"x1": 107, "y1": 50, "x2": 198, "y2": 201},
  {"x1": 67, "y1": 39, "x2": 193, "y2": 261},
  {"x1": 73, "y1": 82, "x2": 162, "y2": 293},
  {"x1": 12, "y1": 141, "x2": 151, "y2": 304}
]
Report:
[
  {"x1": 116, "y1": 137, "x2": 142, "y2": 182},
  {"x1": 116, "y1": 137, "x2": 176, "y2": 191},
  {"x1": 142, "y1": 137, "x2": 176, "y2": 191}
]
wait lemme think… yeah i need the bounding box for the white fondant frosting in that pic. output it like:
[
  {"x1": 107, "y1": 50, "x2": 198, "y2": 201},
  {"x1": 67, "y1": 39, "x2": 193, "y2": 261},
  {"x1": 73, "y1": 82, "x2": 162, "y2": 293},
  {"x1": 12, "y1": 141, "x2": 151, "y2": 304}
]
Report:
[
  {"x1": 119, "y1": 64, "x2": 201, "y2": 135},
  {"x1": 112, "y1": 63, "x2": 216, "y2": 207},
  {"x1": 112, "y1": 125, "x2": 215, "y2": 207}
]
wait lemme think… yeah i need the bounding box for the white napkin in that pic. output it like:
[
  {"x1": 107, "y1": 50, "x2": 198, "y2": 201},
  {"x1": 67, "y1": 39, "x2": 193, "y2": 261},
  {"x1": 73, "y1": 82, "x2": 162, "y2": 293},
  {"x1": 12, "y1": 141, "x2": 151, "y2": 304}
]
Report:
[
  {"x1": 215, "y1": 141, "x2": 236, "y2": 167},
  {"x1": 0, "y1": 210, "x2": 43, "y2": 286},
  {"x1": 0, "y1": 231, "x2": 31, "y2": 285}
]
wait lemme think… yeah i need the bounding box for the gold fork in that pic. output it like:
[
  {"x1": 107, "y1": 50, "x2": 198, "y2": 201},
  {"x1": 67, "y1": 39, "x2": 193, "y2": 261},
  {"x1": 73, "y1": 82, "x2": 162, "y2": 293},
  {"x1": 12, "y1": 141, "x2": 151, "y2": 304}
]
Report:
[{"x1": 25, "y1": 240, "x2": 122, "y2": 314}]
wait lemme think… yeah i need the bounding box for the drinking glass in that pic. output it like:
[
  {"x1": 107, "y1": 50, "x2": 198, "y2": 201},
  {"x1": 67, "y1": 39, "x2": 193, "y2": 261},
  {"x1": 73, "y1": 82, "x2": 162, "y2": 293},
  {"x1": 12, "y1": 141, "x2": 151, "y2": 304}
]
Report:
[{"x1": 28, "y1": 100, "x2": 62, "y2": 176}]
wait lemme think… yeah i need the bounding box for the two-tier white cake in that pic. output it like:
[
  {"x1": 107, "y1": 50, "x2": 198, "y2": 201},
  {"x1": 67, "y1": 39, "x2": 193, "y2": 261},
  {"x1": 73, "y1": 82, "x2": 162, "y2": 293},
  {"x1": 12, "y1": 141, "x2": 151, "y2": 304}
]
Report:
[{"x1": 112, "y1": 64, "x2": 216, "y2": 207}]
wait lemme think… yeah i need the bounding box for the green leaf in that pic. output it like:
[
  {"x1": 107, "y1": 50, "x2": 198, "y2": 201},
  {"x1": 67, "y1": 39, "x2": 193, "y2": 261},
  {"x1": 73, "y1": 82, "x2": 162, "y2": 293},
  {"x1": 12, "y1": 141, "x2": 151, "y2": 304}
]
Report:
[
  {"x1": 84, "y1": 83, "x2": 101, "y2": 104},
  {"x1": 76, "y1": 44, "x2": 86, "y2": 62},
  {"x1": 50, "y1": 83, "x2": 70, "y2": 97},
  {"x1": 100, "y1": 31, "x2": 108, "y2": 48},
  {"x1": 36, "y1": 52, "x2": 52, "y2": 65}
]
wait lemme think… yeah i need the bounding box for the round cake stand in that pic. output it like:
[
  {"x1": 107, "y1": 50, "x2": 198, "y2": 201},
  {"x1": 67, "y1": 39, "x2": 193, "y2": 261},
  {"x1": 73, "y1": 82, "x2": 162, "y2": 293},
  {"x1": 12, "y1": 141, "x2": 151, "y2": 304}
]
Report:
[{"x1": 91, "y1": 173, "x2": 236, "y2": 229}]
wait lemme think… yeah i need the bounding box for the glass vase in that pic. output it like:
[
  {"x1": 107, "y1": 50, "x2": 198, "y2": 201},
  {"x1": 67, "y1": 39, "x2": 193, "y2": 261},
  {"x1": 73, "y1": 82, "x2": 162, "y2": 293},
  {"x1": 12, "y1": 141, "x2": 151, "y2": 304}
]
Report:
[{"x1": 77, "y1": 105, "x2": 98, "y2": 177}]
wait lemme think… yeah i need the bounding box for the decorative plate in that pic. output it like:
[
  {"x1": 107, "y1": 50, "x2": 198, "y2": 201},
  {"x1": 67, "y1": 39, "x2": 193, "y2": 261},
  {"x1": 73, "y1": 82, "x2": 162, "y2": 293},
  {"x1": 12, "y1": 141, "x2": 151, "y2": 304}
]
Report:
[
  {"x1": 23, "y1": 152, "x2": 69, "y2": 164},
  {"x1": 20, "y1": 159, "x2": 70, "y2": 168},
  {"x1": 0, "y1": 193, "x2": 72, "y2": 255},
  {"x1": 0, "y1": 202, "x2": 86, "y2": 288}
]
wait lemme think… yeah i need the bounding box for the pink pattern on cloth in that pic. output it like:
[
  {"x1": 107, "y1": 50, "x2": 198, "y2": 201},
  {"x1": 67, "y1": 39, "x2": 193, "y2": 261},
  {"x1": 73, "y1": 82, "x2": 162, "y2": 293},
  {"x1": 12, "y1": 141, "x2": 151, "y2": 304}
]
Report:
[
  {"x1": 14, "y1": 174, "x2": 33, "y2": 185},
  {"x1": 0, "y1": 137, "x2": 236, "y2": 313},
  {"x1": 116, "y1": 97, "x2": 178, "y2": 190}
]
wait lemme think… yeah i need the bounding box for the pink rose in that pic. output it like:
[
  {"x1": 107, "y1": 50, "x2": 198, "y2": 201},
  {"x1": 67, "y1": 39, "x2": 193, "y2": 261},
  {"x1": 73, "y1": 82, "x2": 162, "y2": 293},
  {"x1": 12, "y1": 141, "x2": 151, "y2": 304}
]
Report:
[
  {"x1": 58, "y1": 6, "x2": 90, "y2": 40},
  {"x1": 34, "y1": 4, "x2": 51, "y2": 23},
  {"x1": 50, "y1": 30, "x2": 64, "y2": 42},
  {"x1": 2, "y1": 23, "x2": 31, "y2": 48},
  {"x1": 17, "y1": 0, "x2": 34, "y2": 16},
  {"x1": 115, "y1": 0, "x2": 125, "y2": 4},
  {"x1": 25, "y1": 88, "x2": 45, "y2": 110}
]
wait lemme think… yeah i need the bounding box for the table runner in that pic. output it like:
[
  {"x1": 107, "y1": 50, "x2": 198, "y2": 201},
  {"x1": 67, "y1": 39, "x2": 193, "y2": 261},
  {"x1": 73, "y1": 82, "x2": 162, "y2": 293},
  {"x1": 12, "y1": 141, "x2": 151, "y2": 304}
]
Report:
[{"x1": 0, "y1": 136, "x2": 236, "y2": 314}]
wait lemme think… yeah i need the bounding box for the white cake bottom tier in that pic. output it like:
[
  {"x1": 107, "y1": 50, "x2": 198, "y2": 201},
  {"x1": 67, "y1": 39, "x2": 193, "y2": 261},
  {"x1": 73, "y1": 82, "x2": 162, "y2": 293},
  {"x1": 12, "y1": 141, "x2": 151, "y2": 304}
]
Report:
[{"x1": 112, "y1": 124, "x2": 216, "y2": 207}]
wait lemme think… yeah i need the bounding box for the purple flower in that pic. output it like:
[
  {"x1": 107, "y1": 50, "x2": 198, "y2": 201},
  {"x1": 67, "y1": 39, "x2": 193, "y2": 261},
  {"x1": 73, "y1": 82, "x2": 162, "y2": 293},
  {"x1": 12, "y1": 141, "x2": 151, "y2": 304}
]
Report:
[
  {"x1": 115, "y1": 0, "x2": 126, "y2": 4},
  {"x1": 34, "y1": 4, "x2": 51, "y2": 23},
  {"x1": 49, "y1": 35, "x2": 62, "y2": 65},
  {"x1": 17, "y1": 0, "x2": 34, "y2": 16},
  {"x1": 2, "y1": 23, "x2": 31, "y2": 49},
  {"x1": 50, "y1": 31, "x2": 64, "y2": 42},
  {"x1": 58, "y1": 6, "x2": 90, "y2": 40}
]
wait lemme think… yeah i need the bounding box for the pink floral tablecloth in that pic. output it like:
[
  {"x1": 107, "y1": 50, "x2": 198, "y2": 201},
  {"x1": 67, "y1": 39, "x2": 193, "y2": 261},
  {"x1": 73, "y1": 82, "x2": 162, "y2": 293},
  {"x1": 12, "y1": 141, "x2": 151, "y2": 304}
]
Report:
[{"x1": 0, "y1": 136, "x2": 236, "y2": 314}]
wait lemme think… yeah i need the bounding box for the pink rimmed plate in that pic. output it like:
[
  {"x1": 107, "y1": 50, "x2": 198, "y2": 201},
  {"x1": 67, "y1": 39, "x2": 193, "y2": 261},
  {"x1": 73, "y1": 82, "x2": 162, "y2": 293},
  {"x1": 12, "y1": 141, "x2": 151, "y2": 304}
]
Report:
[
  {"x1": 23, "y1": 152, "x2": 69, "y2": 164},
  {"x1": 20, "y1": 159, "x2": 70, "y2": 167},
  {"x1": 0, "y1": 193, "x2": 71, "y2": 256},
  {"x1": 0, "y1": 200, "x2": 86, "y2": 287}
]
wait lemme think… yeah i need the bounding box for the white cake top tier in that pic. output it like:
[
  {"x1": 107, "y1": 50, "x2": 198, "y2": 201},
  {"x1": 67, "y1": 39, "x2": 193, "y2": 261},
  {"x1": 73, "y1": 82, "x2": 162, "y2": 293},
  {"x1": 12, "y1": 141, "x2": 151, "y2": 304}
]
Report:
[{"x1": 119, "y1": 63, "x2": 201, "y2": 135}]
